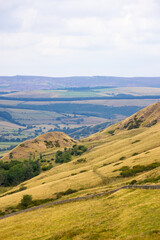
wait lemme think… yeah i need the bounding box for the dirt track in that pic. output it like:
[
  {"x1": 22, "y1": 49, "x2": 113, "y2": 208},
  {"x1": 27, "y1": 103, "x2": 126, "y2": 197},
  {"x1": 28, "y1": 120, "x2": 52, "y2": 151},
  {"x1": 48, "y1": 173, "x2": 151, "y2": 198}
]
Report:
[{"x1": 0, "y1": 185, "x2": 160, "y2": 221}]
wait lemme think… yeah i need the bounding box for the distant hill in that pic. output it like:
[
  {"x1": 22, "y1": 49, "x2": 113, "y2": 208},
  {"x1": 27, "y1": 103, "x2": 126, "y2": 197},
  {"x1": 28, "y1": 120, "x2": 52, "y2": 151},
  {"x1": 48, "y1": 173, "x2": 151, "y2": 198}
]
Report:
[
  {"x1": 2, "y1": 131, "x2": 76, "y2": 161},
  {"x1": 0, "y1": 75, "x2": 160, "y2": 91}
]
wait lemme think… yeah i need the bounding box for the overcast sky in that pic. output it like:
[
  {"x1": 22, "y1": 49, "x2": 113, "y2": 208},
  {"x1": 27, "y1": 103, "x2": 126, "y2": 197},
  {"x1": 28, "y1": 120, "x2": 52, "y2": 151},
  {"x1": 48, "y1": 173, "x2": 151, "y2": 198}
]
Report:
[{"x1": 0, "y1": 0, "x2": 160, "y2": 77}]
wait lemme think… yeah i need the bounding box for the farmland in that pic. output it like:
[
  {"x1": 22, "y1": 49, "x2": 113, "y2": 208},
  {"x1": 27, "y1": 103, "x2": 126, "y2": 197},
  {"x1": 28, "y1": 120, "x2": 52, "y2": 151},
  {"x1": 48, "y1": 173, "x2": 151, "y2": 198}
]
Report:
[{"x1": 0, "y1": 85, "x2": 160, "y2": 151}]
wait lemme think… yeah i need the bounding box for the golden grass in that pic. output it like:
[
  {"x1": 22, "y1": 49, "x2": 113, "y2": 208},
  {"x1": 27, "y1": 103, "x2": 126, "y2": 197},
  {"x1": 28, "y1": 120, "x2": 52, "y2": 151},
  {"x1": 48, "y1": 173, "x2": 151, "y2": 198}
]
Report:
[
  {"x1": 1, "y1": 102, "x2": 160, "y2": 239},
  {"x1": 1, "y1": 119, "x2": 160, "y2": 210},
  {"x1": 0, "y1": 189, "x2": 160, "y2": 240}
]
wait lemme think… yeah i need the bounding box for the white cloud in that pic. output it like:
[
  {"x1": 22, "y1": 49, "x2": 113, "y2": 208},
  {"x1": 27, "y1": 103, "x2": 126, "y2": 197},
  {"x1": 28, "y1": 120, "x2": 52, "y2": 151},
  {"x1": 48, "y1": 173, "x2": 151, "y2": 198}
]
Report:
[
  {"x1": 66, "y1": 17, "x2": 107, "y2": 36},
  {"x1": 13, "y1": 7, "x2": 38, "y2": 30},
  {"x1": 0, "y1": 0, "x2": 160, "y2": 76}
]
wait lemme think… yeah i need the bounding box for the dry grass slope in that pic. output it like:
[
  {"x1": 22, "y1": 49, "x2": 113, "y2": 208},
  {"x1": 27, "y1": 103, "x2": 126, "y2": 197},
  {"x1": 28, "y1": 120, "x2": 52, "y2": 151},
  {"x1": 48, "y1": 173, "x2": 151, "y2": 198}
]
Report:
[
  {"x1": 2, "y1": 131, "x2": 76, "y2": 161},
  {"x1": 0, "y1": 102, "x2": 160, "y2": 209},
  {"x1": 0, "y1": 102, "x2": 160, "y2": 239},
  {"x1": 0, "y1": 189, "x2": 160, "y2": 240}
]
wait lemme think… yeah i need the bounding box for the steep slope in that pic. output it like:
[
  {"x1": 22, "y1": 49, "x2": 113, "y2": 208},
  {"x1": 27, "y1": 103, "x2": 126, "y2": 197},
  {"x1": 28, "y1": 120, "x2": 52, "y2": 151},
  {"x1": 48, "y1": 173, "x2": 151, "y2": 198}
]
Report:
[
  {"x1": 119, "y1": 101, "x2": 160, "y2": 129},
  {"x1": 0, "y1": 189, "x2": 160, "y2": 240},
  {"x1": 83, "y1": 101, "x2": 160, "y2": 144},
  {"x1": 2, "y1": 131, "x2": 76, "y2": 161},
  {"x1": 0, "y1": 102, "x2": 160, "y2": 208},
  {"x1": 0, "y1": 102, "x2": 160, "y2": 239}
]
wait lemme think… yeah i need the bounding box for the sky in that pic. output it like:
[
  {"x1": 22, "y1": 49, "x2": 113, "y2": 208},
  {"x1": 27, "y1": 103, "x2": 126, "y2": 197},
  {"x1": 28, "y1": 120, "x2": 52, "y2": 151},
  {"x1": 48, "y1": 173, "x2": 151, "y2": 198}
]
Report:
[{"x1": 0, "y1": 0, "x2": 160, "y2": 77}]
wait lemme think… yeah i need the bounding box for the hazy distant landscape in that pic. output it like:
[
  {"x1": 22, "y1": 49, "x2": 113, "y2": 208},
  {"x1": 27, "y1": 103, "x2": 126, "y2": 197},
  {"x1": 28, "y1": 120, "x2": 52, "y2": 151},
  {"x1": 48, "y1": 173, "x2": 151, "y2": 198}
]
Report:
[
  {"x1": 0, "y1": 75, "x2": 160, "y2": 91},
  {"x1": 0, "y1": 75, "x2": 160, "y2": 157}
]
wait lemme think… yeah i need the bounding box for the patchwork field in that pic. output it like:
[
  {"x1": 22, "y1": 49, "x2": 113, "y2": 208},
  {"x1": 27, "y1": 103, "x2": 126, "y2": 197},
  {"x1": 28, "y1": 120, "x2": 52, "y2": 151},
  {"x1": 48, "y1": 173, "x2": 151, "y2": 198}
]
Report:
[{"x1": 0, "y1": 84, "x2": 160, "y2": 144}]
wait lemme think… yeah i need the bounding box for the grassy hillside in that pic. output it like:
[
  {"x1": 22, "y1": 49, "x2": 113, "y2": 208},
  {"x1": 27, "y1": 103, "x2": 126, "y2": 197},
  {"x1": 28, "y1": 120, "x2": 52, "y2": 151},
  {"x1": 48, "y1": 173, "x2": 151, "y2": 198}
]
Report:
[
  {"x1": 0, "y1": 189, "x2": 160, "y2": 240},
  {"x1": 0, "y1": 102, "x2": 160, "y2": 239},
  {"x1": 2, "y1": 131, "x2": 76, "y2": 161}
]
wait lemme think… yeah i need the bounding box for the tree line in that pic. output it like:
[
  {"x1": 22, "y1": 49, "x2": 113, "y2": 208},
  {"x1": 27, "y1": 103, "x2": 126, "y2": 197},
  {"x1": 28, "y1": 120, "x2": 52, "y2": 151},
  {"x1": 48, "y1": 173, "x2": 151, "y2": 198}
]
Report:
[{"x1": 0, "y1": 160, "x2": 40, "y2": 186}]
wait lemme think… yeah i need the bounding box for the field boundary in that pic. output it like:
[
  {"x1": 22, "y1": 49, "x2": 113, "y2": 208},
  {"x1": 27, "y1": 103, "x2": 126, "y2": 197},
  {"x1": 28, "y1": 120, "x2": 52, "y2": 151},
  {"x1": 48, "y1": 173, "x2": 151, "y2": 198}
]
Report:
[{"x1": 0, "y1": 185, "x2": 160, "y2": 220}]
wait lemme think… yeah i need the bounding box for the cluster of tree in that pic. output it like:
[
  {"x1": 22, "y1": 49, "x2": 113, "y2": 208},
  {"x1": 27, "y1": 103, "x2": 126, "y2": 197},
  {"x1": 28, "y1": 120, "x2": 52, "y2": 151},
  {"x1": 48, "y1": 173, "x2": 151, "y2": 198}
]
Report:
[
  {"x1": 70, "y1": 145, "x2": 87, "y2": 155},
  {"x1": 55, "y1": 145, "x2": 87, "y2": 164},
  {"x1": 0, "y1": 160, "x2": 40, "y2": 186},
  {"x1": 55, "y1": 151, "x2": 71, "y2": 164}
]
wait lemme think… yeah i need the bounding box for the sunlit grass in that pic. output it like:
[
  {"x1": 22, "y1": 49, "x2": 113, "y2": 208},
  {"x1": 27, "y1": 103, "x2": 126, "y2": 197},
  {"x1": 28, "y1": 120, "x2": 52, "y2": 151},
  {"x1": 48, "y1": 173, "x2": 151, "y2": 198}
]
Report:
[{"x1": 0, "y1": 189, "x2": 160, "y2": 240}]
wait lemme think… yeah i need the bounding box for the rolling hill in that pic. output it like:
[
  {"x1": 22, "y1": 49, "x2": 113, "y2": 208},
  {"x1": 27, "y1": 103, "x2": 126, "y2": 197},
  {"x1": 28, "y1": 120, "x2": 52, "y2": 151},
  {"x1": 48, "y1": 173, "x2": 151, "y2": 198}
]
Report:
[
  {"x1": 0, "y1": 101, "x2": 160, "y2": 239},
  {"x1": 0, "y1": 75, "x2": 160, "y2": 91},
  {"x1": 2, "y1": 131, "x2": 76, "y2": 161}
]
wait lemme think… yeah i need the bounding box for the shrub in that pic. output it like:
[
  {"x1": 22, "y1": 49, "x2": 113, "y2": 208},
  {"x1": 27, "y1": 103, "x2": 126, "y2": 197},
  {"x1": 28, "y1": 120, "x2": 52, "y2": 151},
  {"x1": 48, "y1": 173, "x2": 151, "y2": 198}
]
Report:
[
  {"x1": 114, "y1": 162, "x2": 122, "y2": 166},
  {"x1": 140, "y1": 175, "x2": 160, "y2": 183},
  {"x1": 18, "y1": 186, "x2": 27, "y2": 191},
  {"x1": 71, "y1": 173, "x2": 77, "y2": 176},
  {"x1": 63, "y1": 138, "x2": 68, "y2": 142},
  {"x1": 55, "y1": 140, "x2": 60, "y2": 147},
  {"x1": 146, "y1": 120, "x2": 157, "y2": 127},
  {"x1": 63, "y1": 188, "x2": 77, "y2": 195},
  {"x1": 40, "y1": 159, "x2": 47, "y2": 162},
  {"x1": 129, "y1": 180, "x2": 137, "y2": 185},
  {"x1": 9, "y1": 153, "x2": 13, "y2": 159},
  {"x1": 132, "y1": 140, "x2": 141, "y2": 144},
  {"x1": 20, "y1": 144, "x2": 25, "y2": 147},
  {"x1": 75, "y1": 158, "x2": 87, "y2": 164},
  {"x1": 119, "y1": 162, "x2": 160, "y2": 178},
  {"x1": 42, "y1": 165, "x2": 53, "y2": 171},
  {"x1": 108, "y1": 130, "x2": 115, "y2": 135},
  {"x1": 132, "y1": 152, "x2": 139, "y2": 156},
  {"x1": 20, "y1": 195, "x2": 33, "y2": 208},
  {"x1": 79, "y1": 170, "x2": 87, "y2": 173},
  {"x1": 57, "y1": 188, "x2": 78, "y2": 198},
  {"x1": 44, "y1": 140, "x2": 53, "y2": 148}
]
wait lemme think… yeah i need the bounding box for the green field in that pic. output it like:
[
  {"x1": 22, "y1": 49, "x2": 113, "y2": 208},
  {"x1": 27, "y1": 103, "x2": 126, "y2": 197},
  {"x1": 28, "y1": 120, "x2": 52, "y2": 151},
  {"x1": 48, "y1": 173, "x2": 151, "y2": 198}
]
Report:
[{"x1": 3, "y1": 87, "x2": 160, "y2": 98}]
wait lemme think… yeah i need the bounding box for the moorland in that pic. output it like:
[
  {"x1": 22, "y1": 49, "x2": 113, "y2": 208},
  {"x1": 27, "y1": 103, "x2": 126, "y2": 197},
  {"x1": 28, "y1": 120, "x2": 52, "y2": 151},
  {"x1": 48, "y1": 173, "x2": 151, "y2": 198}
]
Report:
[{"x1": 0, "y1": 101, "x2": 160, "y2": 239}]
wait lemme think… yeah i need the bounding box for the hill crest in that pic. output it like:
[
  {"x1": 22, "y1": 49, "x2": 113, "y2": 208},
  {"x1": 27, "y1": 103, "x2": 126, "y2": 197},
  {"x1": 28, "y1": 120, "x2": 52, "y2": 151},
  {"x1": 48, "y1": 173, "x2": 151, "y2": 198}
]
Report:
[{"x1": 118, "y1": 101, "x2": 160, "y2": 130}]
